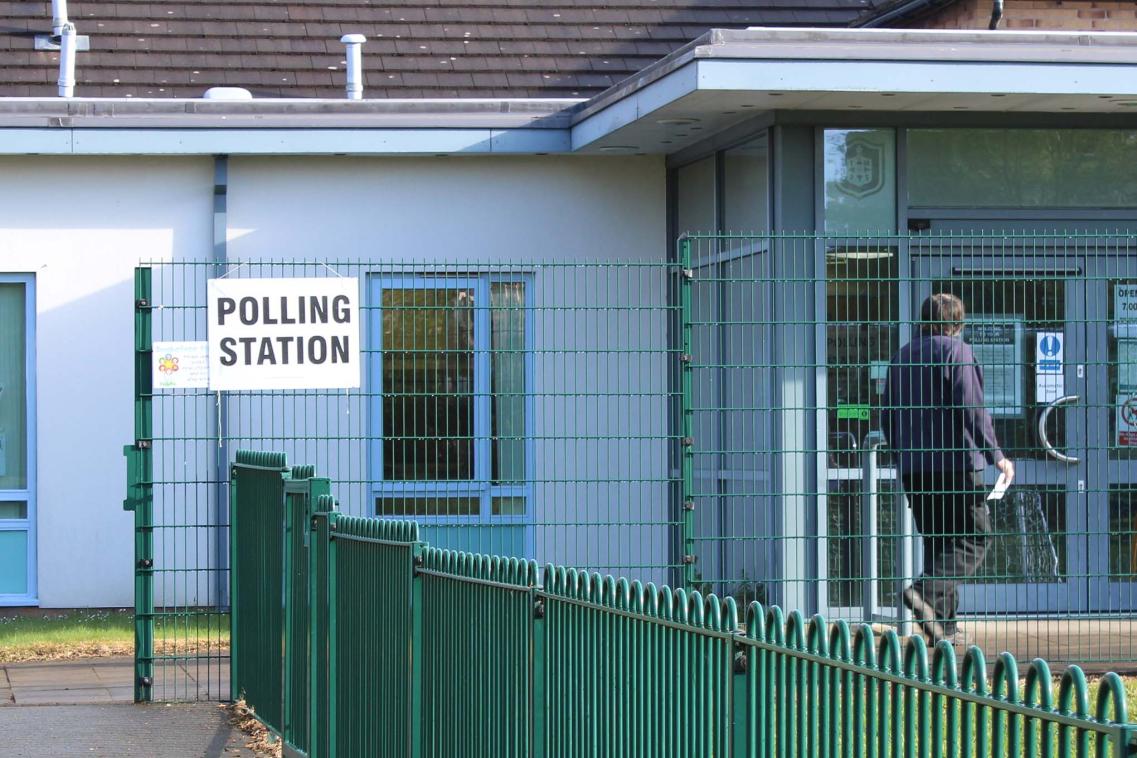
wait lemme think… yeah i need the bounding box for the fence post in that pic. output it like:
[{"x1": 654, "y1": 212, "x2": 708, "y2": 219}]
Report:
[
  {"x1": 124, "y1": 265, "x2": 154, "y2": 703},
  {"x1": 531, "y1": 586, "x2": 546, "y2": 758},
  {"x1": 308, "y1": 496, "x2": 336, "y2": 758},
  {"x1": 409, "y1": 541, "x2": 424, "y2": 758},
  {"x1": 326, "y1": 511, "x2": 339, "y2": 758},
  {"x1": 679, "y1": 237, "x2": 697, "y2": 588}
]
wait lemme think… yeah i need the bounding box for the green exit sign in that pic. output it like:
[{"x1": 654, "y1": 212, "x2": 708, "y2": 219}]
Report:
[{"x1": 836, "y1": 404, "x2": 871, "y2": 421}]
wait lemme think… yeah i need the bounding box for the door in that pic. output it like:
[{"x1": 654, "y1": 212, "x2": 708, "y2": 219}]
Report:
[
  {"x1": 910, "y1": 252, "x2": 1088, "y2": 615},
  {"x1": 0, "y1": 276, "x2": 35, "y2": 605},
  {"x1": 1087, "y1": 256, "x2": 1137, "y2": 613}
]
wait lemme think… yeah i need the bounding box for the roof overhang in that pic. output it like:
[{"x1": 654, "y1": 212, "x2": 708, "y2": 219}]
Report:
[
  {"x1": 7, "y1": 28, "x2": 1137, "y2": 156},
  {"x1": 571, "y1": 28, "x2": 1137, "y2": 153}
]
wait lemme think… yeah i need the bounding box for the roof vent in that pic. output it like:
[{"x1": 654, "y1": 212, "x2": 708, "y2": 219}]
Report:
[
  {"x1": 341, "y1": 34, "x2": 367, "y2": 100},
  {"x1": 203, "y1": 87, "x2": 253, "y2": 101}
]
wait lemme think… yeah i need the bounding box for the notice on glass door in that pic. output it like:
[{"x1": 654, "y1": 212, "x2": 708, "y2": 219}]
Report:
[
  {"x1": 1118, "y1": 394, "x2": 1137, "y2": 447},
  {"x1": 1034, "y1": 331, "x2": 1064, "y2": 404},
  {"x1": 963, "y1": 318, "x2": 1024, "y2": 417}
]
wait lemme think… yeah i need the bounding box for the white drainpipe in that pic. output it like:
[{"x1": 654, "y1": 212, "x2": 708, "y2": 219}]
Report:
[
  {"x1": 340, "y1": 34, "x2": 366, "y2": 100},
  {"x1": 53, "y1": 0, "x2": 76, "y2": 98}
]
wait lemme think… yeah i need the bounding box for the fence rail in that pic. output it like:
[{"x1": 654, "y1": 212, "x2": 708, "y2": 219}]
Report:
[{"x1": 230, "y1": 451, "x2": 1135, "y2": 758}]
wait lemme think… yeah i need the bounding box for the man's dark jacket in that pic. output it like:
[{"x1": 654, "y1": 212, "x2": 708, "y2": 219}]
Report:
[{"x1": 882, "y1": 333, "x2": 1005, "y2": 473}]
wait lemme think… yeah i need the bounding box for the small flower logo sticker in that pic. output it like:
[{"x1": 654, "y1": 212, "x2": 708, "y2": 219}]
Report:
[{"x1": 158, "y1": 354, "x2": 180, "y2": 374}]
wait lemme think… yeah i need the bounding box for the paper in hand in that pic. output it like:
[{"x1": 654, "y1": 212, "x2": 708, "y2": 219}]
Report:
[{"x1": 987, "y1": 472, "x2": 1012, "y2": 501}]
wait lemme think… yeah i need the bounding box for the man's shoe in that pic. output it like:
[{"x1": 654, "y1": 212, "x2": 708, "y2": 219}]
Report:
[{"x1": 901, "y1": 586, "x2": 946, "y2": 644}]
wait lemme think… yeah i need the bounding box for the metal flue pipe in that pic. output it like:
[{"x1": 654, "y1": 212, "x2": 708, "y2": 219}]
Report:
[
  {"x1": 52, "y1": 0, "x2": 76, "y2": 97},
  {"x1": 340, "y1": 34, "x2": 366, "y2": 100}
]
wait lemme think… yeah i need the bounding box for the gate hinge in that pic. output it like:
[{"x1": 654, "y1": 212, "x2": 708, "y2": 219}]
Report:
[
  {"x1": 533, "y1": 598, "x2": 546, "y2": 620},
  {"x1": 138, "y1": 676, "x2": 152, "y2": 688},
  {"x1": 135, "y1": 439, "x2": 152, "y2": 450},
  {"x1": 682, "y1": 500, "x2": 695, "y2": 511},
  {"x1": 135, "y1": 298, "x2": 150, "y2": 310},
  {"x1": 137, "y1": 558, "x2": 153, "y2": 570},
  {"x1": 682, "y1": 268, "x2": 694, "y2": 281},
  {"x1": 679, "y1": 353, "x2": 692, "y2": 364},
  {"x1": 681, "y1": 436, "x2": 694, "y2": 447},
  {"x1": 682, "y1": 554, "x2": 697, "y2": 565}
]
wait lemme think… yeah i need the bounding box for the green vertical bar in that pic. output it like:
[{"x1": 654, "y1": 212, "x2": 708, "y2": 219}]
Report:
[
  {"x1": 229, "y1": 465, "x2": 239, "y2": 704},
  {"x1": 679, "y1": 237, "x2": 696, "y2": 588},
  {"x1": 532, "y1": 588, "x2": 546, "y2": 758},
  {"x1": 132, "y1": 266, "x2": 154, "y2": 703},
  {"x1": 326, "y1": 512, "x2": 339, "y2": 758},
  {"x1": 409, "y1": 540, "x2": 424, "y2": 758}
]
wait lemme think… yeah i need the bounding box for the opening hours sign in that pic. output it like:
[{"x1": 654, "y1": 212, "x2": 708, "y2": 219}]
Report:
[{"x1": 206, "y1": 277, "x2": 361, "y2": 391}]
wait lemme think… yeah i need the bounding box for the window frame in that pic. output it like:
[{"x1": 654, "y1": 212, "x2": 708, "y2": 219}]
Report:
[
  {"x1": 0, "y1": 273, "x2": 37, "y2": 606},
  {"x1": 368, "y1": 273, "x2": 533, "y2": 529}
]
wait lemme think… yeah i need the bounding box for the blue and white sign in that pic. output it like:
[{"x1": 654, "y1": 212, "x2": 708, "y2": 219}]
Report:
[{"x1": 1035, "y1": 331, "x2": 1064, "y2": 404}]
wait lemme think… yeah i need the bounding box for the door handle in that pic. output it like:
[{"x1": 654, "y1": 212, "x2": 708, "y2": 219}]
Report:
[{"x1": 1038, "y1": 394, "x2": 1079, "y2": 464}]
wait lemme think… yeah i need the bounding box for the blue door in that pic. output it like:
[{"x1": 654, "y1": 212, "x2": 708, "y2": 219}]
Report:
[{"x1": 0, "y1": 276, "x2": 35, "y2": 605}]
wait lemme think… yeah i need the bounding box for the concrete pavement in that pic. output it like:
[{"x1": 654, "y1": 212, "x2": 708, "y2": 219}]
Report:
[{"x1": 0, "y1": 657, "x2": 257, "y2": 757}]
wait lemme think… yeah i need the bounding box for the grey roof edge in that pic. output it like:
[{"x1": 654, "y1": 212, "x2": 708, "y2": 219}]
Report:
[
  {"x1": 0, "y1": 97, "x2": 583, "y2": 129},
  {"x1": 570, "y1": 27, "x2": 1137, "y2": 125}
]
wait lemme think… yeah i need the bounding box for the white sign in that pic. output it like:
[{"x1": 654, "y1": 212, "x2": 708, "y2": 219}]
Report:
[
  {"x1": 153, "y1": 341, "x2": 210, "y2": 389},
  {"x1": 1119, "y1": 340, "x2": 1137, "y2": 393},
  {"x1": 1118, "y1": 394, "x2": 1137, "y2": 447},
  {"x1": 207, "y1": 278, "x2": 361, "y2": 391},
  {"x1": 1117, "y1": 285, "x2": 1137, "y2": 322},
  {"x1": 1034, "y1": 331, "x2": 1064, "y2": 404}
]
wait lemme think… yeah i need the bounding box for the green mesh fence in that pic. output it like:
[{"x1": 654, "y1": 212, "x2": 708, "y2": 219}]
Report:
[{"x1": 129, "y1": 234, "x2": 1137, "y2": 701}]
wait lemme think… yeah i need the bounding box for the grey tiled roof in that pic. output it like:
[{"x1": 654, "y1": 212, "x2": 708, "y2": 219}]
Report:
[{"x1": 0, "y1": 1, "x2": 879, "y2": 99}]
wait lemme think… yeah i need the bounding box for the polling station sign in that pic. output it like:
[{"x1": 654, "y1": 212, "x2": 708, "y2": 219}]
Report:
[{"x1": 207, "y1": 277, "x2": 361, "y2": 391}]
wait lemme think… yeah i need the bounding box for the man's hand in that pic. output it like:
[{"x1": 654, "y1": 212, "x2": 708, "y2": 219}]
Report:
[{"x1": 996, "y1": 457, "x2": 1015, "y2": 485}]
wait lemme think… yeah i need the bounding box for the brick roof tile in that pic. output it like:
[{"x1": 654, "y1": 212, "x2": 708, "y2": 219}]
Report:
[{"x1": 0, "y1": 1, "x2": 882, "y2": 98}]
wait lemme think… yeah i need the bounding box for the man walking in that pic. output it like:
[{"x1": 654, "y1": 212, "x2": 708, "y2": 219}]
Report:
[{"x1": 882, "y1": 293, "x2": 1015, "y2": 644}]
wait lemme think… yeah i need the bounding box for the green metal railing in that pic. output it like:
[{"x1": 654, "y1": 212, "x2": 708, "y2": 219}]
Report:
[
  {"x1": 229, "y1": 453, "x2": 1134, "y2": 758},
  {"x1": 130, "y1": 236, "x2": 1137, "y2": 702}
]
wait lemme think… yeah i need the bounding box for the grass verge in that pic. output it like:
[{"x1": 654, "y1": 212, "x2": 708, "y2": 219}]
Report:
[{"x1": 0, "y1": 609, "x2": 229, "y2": 663}]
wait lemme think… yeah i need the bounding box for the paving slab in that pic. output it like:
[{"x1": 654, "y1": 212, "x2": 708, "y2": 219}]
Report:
[
  {"x1": 0, "y1": 702, "x2": 257, "y2": 757},
  {"x1": 2, "y1": 658, "x2": 133, "y2": 705}
]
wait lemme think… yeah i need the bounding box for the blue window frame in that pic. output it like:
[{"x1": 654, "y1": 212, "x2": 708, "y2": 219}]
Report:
[
  {"x1": 369, "y1": 274, "x2": 533, "y2": 557},
  {"x1": 0, "y1": 274, "x2": 36, "y2": 606}
]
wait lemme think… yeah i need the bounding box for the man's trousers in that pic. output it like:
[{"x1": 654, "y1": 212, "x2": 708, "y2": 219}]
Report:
[{"x1": 900, "y1": 470, "x2": 994, "y2": 634}]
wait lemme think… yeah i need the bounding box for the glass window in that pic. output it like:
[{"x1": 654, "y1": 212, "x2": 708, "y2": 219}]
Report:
[
  {"x1": 824, "y1": 129, "x2": 897, "y2": 234},
  {"x1": 722, "y1": 135, "x2": 769, "y2": 233},
  {"x1": 0, "y1": 283, "x2": 27, "y2": 491},
  {"x1": 908, "y1": 129, "x2": 1137, "y2": 208},
  {"x1": 376, "y1": 278, "x2": 528, "y2": 516},
  {"x1": 825, "y1": 245, "x2": 899, "y2": 469}
]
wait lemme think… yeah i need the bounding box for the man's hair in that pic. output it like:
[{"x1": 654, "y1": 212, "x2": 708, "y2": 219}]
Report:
[{"x1": 919, "y1": 293, "x2": 966, "y2": 336}]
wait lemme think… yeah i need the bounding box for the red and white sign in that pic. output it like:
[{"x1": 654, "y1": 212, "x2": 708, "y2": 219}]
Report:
[{"x1": 1118, "y1": 394, "x2": 1137, "y2": 447}]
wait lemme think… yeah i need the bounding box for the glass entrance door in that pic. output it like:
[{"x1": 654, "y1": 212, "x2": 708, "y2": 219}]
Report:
[
  {"x1": 910, "y1": 253, "x2": 1089, "y2": 615},
  {"x1": 0, "y1": 277, "x2": 35, "y2": 605},
  {"x1": 1087, "y1": 257, "x2": 1137, "y2": 613}
]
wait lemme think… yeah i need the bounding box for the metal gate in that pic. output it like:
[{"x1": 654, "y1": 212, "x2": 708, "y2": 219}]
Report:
[{"x1": 126, "y1": 259, "x2": 688, "y2": 702}]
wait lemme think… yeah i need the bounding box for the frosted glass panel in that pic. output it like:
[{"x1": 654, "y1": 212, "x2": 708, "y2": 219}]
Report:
[
  {"x1": 0, "y1": 531, "x2": 28, "y2": 595},
  {"x1": 824, "y1": 129, "x2": 896, "y2": 234},
  {"x1": 0, "y1": 501, "x2": 26, "y2": 519},
  {"x1": 0, "y1": 284, "x2": 26, "y2": 490},
  {"x1": 675, "y1": 156, "x2": 715, "y2": 235},
  {"x1": 908, "y1": 129, "x2": 1137, "y2": 208},
  {"x1": 723, "y1": 135, "x2": 769, "y2": 233}
]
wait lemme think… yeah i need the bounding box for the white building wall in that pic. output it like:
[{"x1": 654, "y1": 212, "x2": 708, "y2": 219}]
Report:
[
  {"x1": 225, "y1": 156, "x2": 670, "y2": 584},
  {"x1": 0, "y1": 153, "x2": 667, "y2": 607},
  {"x1": 0, "y1": 157, "x2": 214, "y2": 608}
]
